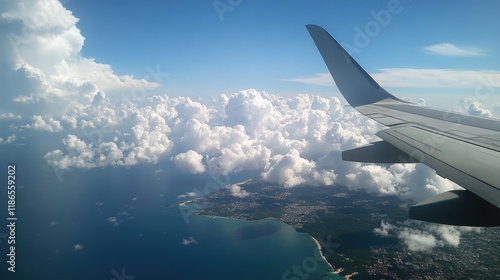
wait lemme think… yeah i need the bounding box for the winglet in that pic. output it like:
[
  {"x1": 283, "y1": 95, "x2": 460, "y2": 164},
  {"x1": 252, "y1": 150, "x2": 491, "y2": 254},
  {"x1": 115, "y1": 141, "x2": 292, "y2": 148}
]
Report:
[{"x1": 306, "y1": 24, "x2": 402, "y2": 107}]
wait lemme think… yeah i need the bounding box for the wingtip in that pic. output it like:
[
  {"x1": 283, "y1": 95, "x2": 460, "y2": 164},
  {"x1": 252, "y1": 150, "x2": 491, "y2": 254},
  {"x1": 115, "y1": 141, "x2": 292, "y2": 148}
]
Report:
[
  {"x1": 306, "y1": 24, "x2": 399, "y2": 107},
  {"x1": 305, "y1": 24, "x2": 323, "y2": 33}
]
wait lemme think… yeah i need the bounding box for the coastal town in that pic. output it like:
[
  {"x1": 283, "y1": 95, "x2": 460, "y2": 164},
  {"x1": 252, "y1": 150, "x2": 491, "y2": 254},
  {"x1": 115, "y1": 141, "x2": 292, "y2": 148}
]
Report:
[{"x1": 193, "y1": 180, "x2": 500, "y2": 279}]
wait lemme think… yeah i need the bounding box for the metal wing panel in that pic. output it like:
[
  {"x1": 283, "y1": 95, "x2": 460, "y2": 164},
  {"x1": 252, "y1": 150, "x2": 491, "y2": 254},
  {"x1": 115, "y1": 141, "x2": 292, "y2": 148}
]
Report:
[
  {"x1": 358, "y1": 103, "x2": 500, "y2": 153},
  {"x1": 377, "y1": 125, "x2": 500, "y2": 208}
]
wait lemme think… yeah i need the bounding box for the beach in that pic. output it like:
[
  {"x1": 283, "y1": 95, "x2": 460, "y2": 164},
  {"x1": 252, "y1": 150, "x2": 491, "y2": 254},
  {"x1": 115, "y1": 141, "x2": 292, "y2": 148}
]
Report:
[{"x1": 310, "y1": 235, "x2": 358, "y2": 279}]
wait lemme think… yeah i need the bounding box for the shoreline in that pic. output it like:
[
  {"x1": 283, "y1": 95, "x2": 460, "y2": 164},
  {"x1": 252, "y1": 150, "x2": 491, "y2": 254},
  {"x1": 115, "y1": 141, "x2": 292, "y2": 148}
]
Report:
[
  {"x1": 309, "y1": 235, "x2": 358, "y2": 279},
  {"x1": 195, "y1": 207, "x2": 357, "y2": 278},
  {"x1": 310, "y1": 235, "x2": 335, "y2": 271}
]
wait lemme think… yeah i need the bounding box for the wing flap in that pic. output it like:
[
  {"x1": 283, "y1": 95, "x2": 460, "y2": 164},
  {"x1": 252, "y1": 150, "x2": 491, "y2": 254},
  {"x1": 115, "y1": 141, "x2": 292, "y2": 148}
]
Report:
[
  {"x1": 409, "y1": 190, "x2": 500, "y2": 226},
  {"x1": 342, "y1": 141, "x2": 417, "y2": 163}
]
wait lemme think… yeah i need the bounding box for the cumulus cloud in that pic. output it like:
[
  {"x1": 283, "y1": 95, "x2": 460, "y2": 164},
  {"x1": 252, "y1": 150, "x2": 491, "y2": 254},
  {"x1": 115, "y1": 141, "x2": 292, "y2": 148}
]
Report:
[
  {"x1": 24, "y1": 115, "x2": 63, "y2": 132},
  {"x1": 44, "y1": 129, "x2": 171, "y2": 169},
  {"x1": 0, "y1": 0, "x2": 160, "y2": 120},
  {"x1": 41, "y1": 90, "x2": 374, "y2": 186},
  {"x1": 423, "y1": 43, "x2": 485, "y2": 57},
  {"x1": 467, "y1": 102, "x2": 493, "y2": 118},
  {"x1": 373, "y1": 220, "x2": 481, "y2": 252},
  {"x1": 456, "y1": 98, "x2": 496, "y2": 118},
  {"x1": 171, "y1": 150, "x2": 206, "y2": 174},
  {"x1": 398, "y1": 227, "x2": 437, "y2": 252},
  {"x1": 180, "y1": 236, "x2": 198, "y2": 246},
  {"x1": 373, "y1": 220, "x2": 397, "y2": 237},
  {"x1": 262, "y1": 149, "x2": 336, "y2": 188},
  {"x1": 35, "y1": 88, "x2": 463, "y2": 202},
  {"x1": 229, "y1": 184, "x2": 250, "y2": 198}
]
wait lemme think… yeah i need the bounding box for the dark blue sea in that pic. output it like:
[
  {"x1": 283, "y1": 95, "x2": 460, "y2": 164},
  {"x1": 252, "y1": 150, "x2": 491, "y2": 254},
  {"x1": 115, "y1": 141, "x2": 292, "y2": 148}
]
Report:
[{"x1": 0, "y1": 136, "x2": 342, "y2": 280}]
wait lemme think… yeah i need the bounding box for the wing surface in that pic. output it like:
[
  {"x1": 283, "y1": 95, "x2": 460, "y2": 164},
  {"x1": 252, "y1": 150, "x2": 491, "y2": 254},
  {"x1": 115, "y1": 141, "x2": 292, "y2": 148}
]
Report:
[{"x1": 306, "y1": 24, "x2": 500, "y2": 226}]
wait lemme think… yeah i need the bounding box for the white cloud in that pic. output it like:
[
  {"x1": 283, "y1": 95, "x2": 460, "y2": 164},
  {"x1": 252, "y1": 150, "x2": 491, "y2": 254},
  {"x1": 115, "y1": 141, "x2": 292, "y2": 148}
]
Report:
[
  {"x1": 24, "y1": 115, "x2": 63, "y2": 132},
  {"x1": 456, "y1": 98, "x2": 495, "y2": 118},
  {"x1": 467, "y1": 102, "x2": 493, "y2": 117},
  {"x1": 396, "y1": 227, "x2": 437, "y2": 252},
  {"x1": 229, "y1": 184, "x2": 250, "y2": 198},
  {"x1": 423, "y1": 43, "x2": 485, "y2": 57},
  {"x1": 44, "y1": 129, "x2": 171, "y2": 169},
  {"x1": 0, "y1": 134, "x2": 16, "y2": 145},
  {"x1": 262, "y1": 149, "x2": 336, "y2": 188},
  {"x1": 73, "y1": 243, "x2": 84, "y2": 251},
  {"x1": 373, "y1": 220, "x2": 481, "y2": 252},
  {"x1": 0, "y1": 113, "x2": 21, "y2": 120},
  {"x1": 346, "y1": 165, "x2": 396, "y2": 194},
  {"x1": 284, "y1": 73, "x2": 334, "y2": 86},
  {"x1": 180, "y1": 236, "x2": 198, "y2": 246},
  {"x1": 0, "y1": 0, "x2": 159, "y2": 121},
  {"x1": 172, "y1": 150, "x2": 206, "y2": 174},
  {"x1": 373, "y1": 220, "x2": 396, "y2": 237},
  {"x1": 107, "y1": 216, "x2": 119, "y2": 227},
  {"x1": 372, "y1": 68, "x2": 500, "y2": 89},
  {"x1": 35, "y1": 88, "x2": 464, "y2": 203},
  {"x1": 286, "y1": 69, "x2": 500, "y2": 89},
  {"x1": 177, "y1": 192, "x2": 198, "y2": 199}
]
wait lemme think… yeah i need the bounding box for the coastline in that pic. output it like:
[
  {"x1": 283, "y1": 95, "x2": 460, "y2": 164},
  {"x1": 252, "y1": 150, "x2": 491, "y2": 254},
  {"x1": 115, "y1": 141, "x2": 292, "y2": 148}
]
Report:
[
  {"x1": 309, "y1": 235, "x2": 358, "y2": 279},
  {"x1": 310, "y1": 235, "x2": 335, "y2": 271},
  {"x1": 194, "y1": 208, "x2": 357, "y2": 279}
]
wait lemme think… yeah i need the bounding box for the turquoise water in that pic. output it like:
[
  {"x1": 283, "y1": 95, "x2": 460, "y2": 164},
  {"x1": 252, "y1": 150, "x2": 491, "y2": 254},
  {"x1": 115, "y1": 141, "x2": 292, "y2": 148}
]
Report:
[
  {"x1": 179, "y1": 208, "x2": 338, "y2": 280},
  {"x1": 0, "y1": 141, "x2": 342, "y2": 280}
]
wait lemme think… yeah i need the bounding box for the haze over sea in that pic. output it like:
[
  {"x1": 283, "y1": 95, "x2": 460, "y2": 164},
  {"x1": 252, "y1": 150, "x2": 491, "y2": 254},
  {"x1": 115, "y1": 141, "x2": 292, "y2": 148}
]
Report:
[{"x1": 0, "y1": 137, "x2": 340, "y2": 280}]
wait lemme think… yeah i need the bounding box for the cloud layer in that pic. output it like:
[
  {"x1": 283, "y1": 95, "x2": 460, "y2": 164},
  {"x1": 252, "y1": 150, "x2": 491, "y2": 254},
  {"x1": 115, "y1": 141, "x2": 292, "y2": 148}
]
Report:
[{"x1": 38, "y1": 88, "x2": 463, "y2": 204}]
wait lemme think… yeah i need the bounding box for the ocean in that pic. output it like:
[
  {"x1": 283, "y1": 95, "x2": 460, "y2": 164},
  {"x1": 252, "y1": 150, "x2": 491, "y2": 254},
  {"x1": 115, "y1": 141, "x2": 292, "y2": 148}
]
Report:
[{"x1": 1, "y1": 138, "x2": 341, "y2": 280}]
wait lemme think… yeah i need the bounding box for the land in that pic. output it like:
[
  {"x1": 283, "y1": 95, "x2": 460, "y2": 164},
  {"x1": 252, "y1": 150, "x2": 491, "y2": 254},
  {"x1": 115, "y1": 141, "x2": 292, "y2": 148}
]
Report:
[{"x1": 193, "y1": 180, "x2": 500, "y2": 279}]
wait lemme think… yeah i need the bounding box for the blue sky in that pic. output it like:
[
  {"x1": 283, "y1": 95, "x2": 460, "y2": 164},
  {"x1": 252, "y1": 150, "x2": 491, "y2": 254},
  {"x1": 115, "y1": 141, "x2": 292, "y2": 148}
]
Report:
[{"x1": 62, "y1": 0, "x2": 500, "y2": 103}]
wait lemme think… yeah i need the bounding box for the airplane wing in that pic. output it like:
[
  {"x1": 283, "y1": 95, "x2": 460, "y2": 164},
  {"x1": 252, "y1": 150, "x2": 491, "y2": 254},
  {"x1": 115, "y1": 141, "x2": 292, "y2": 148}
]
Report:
[{"x1": 306, "y1": 24, "x2": 500, "y2": 226}]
